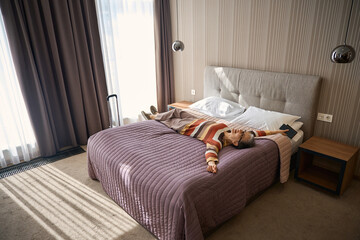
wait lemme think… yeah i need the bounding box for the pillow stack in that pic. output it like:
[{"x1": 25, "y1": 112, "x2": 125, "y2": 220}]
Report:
[{"x1": 230, "y1": 106, "x2": 301, "y2": 131}]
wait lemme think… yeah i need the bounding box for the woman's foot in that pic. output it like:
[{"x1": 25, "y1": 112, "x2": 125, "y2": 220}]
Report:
[
  {"x1": 150, "y1": 105, "x2": 158, "y2": 115},
  {"x1": 141, "y1": 111, "x2": 151, "y2": 120}
]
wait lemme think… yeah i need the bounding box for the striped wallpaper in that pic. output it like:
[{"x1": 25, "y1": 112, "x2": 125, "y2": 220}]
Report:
[{"x1": 170, "y1": 0, "x2": 360, "y2": 176}]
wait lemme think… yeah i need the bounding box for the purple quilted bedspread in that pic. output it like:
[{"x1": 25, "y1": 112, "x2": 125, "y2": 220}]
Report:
[{"x1": 88, "y1": 120, "x2": 279, "y2": 240}]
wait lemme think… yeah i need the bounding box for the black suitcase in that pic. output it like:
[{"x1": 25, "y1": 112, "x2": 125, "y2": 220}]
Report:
[{"x1": 106, "y1": 94, "x2": 121, "y2": 128}]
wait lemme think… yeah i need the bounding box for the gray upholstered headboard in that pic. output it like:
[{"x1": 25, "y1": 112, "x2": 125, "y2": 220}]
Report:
[{"x1": 204, "y1": 66, "x2": 322, "y2": 140}]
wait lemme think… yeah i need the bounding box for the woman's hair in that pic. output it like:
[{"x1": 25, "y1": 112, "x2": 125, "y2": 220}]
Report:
[{"x1": 234, "y1": 132, "x2": 255, "y2": 149}]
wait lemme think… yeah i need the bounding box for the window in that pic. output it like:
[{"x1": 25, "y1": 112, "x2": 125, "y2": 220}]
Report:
[{"x1": 95, "y1": 0, "x2": 157, "y2": 124}]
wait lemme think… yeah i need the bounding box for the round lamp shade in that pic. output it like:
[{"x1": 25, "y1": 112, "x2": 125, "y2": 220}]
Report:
[
  {"x1": 172, "y1": 40, "x2": 184, "y2": 52},
  {"x1": 331, "y1": 45, "x2": 356, "y2": 63}
]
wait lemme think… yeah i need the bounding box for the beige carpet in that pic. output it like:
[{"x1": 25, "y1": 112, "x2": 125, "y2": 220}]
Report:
[{"x1": 1, "y1": 147, "x2": 359, "y2": 240}]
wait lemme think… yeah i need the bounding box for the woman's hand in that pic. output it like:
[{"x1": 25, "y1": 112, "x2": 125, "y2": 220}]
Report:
[
  {"x1": 206, "y1": 161, "x2": 217, "y2": 173},
  {"x1": 272, "y1": 129, "x2": 289, "y2": 136}
]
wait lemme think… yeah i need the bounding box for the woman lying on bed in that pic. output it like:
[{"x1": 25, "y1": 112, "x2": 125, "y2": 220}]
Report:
[{"x1": 142, "y1": 107, "x2": 288, "y2": 173}]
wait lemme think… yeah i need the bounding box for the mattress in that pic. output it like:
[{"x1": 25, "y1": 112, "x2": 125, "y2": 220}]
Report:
[{"x1": 290, "y1": 130, "x2": 304, "y2": 154}]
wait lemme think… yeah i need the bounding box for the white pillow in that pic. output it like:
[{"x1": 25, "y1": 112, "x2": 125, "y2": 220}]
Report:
[
  {"x1": 290, "y1": 121, "x2": 303, "y2": 131},
  {"x1": 292, "y1": 129, "x2": 303, "y2": 143},
  {"x1": 230, "y1": 106, "x2": 301, "y2": 130},
  {"x1": 189, "y1": 96, "x2": 245, "y2": 119}
]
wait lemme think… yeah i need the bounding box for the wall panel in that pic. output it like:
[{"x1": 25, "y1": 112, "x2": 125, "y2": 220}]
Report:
[{"x1": 170, "y1": 0, "x2": 360, "y2": 175}]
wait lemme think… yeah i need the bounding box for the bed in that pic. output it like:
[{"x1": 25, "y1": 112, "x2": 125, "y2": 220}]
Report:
[{"x1": 87, "y1": 66, "x2": 322, "y2": 240}]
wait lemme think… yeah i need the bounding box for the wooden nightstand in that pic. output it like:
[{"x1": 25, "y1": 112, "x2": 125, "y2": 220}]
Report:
[
  {"x1": 167, "y1": 101, "x2": 193, "y2": 111},
  {"x1": 295, "y1": 136, "x2": 359, "y2": 195}
]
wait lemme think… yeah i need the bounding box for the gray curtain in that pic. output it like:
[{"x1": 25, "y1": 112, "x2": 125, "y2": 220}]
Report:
[
  {"x1": 0, "y1": 0, "x2": 109, "y2": 156},
  {"x1": 153, "y1": 0, "x2": 175, "y2": 112}
]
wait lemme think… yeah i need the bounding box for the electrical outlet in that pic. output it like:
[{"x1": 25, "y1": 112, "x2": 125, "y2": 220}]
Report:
[
  {"x1": 324, "y1": 114, "x2": 333, "y2": 122},
  {"x1": 317, "y1": 113, "x2": 324, "y2": 121},
  {"x1": 317, "y1": 113, "x2": 333, "y2": 123},
  {"x1": 191, "y1": 89, "x2": 196, "y2": 95}
]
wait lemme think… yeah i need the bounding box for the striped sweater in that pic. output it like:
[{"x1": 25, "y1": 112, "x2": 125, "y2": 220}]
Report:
[
  {"x1": 179, "y1": 119, "x2": 276, "y2": 163},
  {"x1": 251, "y1": 130, "x2": 274, "y2": 137},
  {"x1": 180, "y1": 119, "x2": 231, "y2": 163}
]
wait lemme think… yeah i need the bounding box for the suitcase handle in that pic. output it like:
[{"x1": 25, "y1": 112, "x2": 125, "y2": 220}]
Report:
[{"x1": 107, "y1": 94, "x2": 117, "y2": 101}]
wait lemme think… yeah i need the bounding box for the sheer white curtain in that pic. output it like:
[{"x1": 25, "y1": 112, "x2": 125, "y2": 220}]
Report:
[
  {"x1": 0, "y1": 11, "x2": 40, "y2": 168},
  {"x1": 95, "y1": 0, "x2": 157, "y2": 125}
]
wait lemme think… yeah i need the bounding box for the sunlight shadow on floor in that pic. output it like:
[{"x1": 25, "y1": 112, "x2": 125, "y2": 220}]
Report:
[{"x1": 0, "y1": 164, "x2": 142, "y2": 240}]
